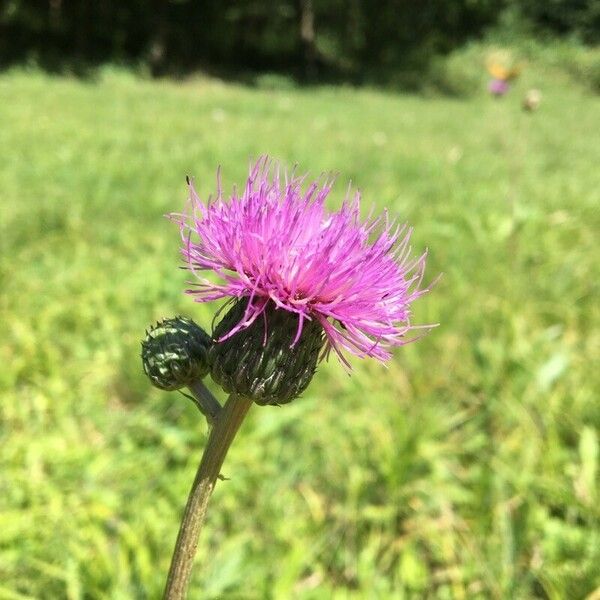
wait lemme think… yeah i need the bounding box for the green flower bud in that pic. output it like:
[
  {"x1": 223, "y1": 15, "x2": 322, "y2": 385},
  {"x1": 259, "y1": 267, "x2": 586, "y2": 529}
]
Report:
[
  {"x1": 209, "y1": 298, "x2": 325, "y2": 406},
  {"x1": 141, "y1": 317, "x2": 212, "y2": 391}
]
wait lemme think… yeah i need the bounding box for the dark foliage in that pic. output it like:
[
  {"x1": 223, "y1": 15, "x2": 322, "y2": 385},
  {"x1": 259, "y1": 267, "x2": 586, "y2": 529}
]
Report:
[
  {"x1": 0, "y1": 0, "x2": 596, "y2": 77},
  {"x1": 516, "y1": 0, "x2": 599, "y2": 42}
]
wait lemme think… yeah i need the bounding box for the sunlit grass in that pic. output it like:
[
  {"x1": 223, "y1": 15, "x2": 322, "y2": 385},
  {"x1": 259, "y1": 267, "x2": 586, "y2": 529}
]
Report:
[{"x1": 0, "y1": 64, "x2": 599, "y2": 599}]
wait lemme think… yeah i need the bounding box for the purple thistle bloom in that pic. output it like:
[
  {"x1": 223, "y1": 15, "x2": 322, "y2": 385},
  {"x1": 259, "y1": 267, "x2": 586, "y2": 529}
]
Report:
[
  {"x1": 488, "y1": 78, "x2": 510, "y2": 96},
  {"x1": 173, "y1": 157, "x2": 433, "y2": 367}
]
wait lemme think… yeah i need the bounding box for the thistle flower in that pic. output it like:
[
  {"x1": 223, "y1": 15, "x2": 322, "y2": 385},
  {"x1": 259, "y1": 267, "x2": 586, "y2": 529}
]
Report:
[
  {"x1": 173, "y1": 157, "x2": 431, "y2": 374},
  {"x1": 488, "y1": 78, "x2": 510, "y2": 97},
  {"x1": 156, "y1": 161, "x2": 436, "y2": 595}
]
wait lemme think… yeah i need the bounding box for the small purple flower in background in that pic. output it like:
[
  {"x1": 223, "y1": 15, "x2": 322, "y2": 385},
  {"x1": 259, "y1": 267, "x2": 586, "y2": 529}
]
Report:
[
  {"x1": 173, "y1": 157, "x2": 433, "y2": 367},
  {"x1": 488, "y1": 78, "x2": 510, "y2": 97}
]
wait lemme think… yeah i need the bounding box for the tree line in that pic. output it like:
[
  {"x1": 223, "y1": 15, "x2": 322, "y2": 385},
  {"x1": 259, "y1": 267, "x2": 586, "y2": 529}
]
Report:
[{"x1": 1, "y1": 0, "x2": 597, "y2": 78}]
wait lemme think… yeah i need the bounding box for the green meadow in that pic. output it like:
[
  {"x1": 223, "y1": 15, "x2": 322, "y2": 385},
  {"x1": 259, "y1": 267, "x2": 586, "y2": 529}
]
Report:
[{"x1": 0, "y1": 58, "x2": 599, "y2": 599}]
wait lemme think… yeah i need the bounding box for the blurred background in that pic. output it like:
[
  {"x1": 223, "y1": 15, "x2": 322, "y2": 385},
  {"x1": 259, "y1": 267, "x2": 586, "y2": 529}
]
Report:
[{"x1": 1, "y1": 1, "x2": 599, "y2": 598}]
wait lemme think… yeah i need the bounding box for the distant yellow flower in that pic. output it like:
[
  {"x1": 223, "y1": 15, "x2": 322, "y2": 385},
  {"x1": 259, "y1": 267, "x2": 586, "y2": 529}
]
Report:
[
  {"x1": 485, "y1": 49, "x2": 523, "y2": 82},
  {"x1": 486, "y1": 62, "x2": 522, "y2": 82}
]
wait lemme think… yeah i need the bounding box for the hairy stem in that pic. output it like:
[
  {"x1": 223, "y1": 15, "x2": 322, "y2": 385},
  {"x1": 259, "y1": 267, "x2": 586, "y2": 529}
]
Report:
[
  {"x1": 163, "y1": 394, "x2": 253, "y2": 599},
  {"x1": 187, "y1": 380, "x2": 222, "y2": 426}
]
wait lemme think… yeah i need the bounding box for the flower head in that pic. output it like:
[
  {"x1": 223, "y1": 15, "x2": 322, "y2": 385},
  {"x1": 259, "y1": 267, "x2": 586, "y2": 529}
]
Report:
[
  {"x1": 488, "y1": 78, "x2": 510, "y2": 97},
  {"x1": 522, "y1": 88, "x2": 542, "y2": 112},
  {"x1": 141, "y1": 316, "x2": 212, "y2": 390},
  {"x1": 173, "y1": 157, "x2": 432, "y2": 368}
]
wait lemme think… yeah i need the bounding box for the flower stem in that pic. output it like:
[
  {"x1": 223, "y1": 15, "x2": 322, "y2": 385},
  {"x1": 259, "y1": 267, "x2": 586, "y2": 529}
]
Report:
[
  {"x1": 187, "y1": 380, "x2": 222, "y2": 426},
  {"x1": 163, "y1": 394, "x2": 253, "y2": 599}
]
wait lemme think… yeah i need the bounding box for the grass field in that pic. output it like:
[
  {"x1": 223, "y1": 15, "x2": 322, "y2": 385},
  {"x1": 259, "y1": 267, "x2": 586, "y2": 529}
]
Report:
[{"x1": 0, "y1": 59, "x2": 599, "y2": 599}]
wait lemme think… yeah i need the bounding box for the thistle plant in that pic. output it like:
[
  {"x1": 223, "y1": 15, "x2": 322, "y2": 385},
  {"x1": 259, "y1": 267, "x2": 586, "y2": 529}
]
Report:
[{"x1": 141, "y1": 157, "x2": 434, "y2": 599}]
